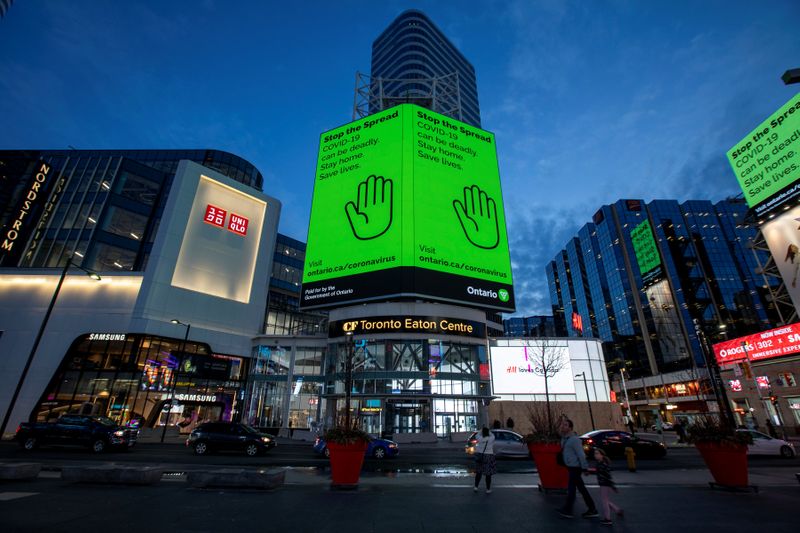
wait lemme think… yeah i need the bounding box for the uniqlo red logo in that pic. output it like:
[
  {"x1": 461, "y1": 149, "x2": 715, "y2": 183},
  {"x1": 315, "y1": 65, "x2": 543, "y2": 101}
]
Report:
[
  {"x1": 204, "y1": 204, "x2": 226, "y2": 228},
  {"x1": 228, "y1": 213, "x2": 248, "y2": 236}
]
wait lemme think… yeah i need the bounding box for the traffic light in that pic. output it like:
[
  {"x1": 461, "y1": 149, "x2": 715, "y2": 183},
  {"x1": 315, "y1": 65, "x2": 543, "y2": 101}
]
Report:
[{"x1": 770, "y1": 395, "x2": 779, "y2": 406}]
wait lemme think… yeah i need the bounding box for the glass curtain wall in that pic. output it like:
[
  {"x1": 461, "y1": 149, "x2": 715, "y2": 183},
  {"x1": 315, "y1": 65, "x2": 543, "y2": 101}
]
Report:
[
  {"x1": 323, "y1": 338, "x2": 487, "y2": 436},
  {"x1": 246, "y1": 343, "x2": 325, "y2": 430},
  {"x1": 33, "y1": 334, "x2": 247, "y2": 433}
]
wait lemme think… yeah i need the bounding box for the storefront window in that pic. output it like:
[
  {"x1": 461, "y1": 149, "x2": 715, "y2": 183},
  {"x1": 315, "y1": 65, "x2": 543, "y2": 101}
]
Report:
[
  {"x1": 787, "y1": 397, "x2": 800, "y2": 425},
  {"x1": 32, "y1": 334, "x2": 247, "y2": 433}
]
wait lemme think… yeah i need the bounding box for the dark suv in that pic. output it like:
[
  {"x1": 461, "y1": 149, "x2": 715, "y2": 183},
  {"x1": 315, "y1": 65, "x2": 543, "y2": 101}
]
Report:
[
  {"x1": 16, "y1": 415, "x2": 137, "y2": 453},
  {"x1": 186, "y1": 422, "x2": 276, "y2": 457}
]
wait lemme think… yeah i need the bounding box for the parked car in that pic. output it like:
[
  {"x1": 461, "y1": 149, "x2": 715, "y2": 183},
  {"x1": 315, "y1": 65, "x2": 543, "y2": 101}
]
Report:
[
  {"x1": 580, "y1": 430, "x2": 667, "y2": 459},
  {"x1": 15, "y1": 415, "x2": 138, "y2": 453},
  {"x1": 186, "y1": 422, "x2": 276, "y2": 456},
  {"x1": 465, "y1": 429, "x2": 529, "y2": 458},
  {"x1": 313, "y1": 436, "x2": 399, "y2": 459},
  {"x1": 736, "y1": 429, "x2": 796, "y2": 458},
  {"x1": 650, "y1": 422, "x2": 674, "y2": 431}
]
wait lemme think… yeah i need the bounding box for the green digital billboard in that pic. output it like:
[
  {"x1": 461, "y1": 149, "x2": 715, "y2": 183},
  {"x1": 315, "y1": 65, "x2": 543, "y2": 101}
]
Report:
[
  {"x1": 301, "y1": 103, "x2": 514, "y2": 311},
  {"x1": 727, "y1": 92, "x2": 800, "y2": 216},
  {"x1": 631, "y1": 219, "x2": 661, "y2": 285}
]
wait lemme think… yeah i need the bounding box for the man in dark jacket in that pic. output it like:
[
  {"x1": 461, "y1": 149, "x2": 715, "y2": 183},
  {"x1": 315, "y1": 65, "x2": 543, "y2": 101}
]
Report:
[{"x1": 558, "y1": 418, "x2": 598, "y2": 519}]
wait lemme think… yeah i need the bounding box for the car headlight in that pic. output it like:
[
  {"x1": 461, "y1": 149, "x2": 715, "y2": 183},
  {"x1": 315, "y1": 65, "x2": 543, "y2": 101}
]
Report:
[
  {"x1": 388, "y1": 444, "x2": 397, "y2": 448},
  {"x1": 113, "y1": 430, "x2": 125, "y2": 437},
  {"x1": 261, "y1": 437, "x2": 272, "y2": 443}
]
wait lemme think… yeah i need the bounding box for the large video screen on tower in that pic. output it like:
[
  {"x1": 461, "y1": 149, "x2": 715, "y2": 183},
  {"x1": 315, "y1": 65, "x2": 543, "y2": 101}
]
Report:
[
  {"x1": 301, "y1": 104, "x2": 514, "y2": 311},
  {"x1": 631, "y1": 219, "x2": 662, "y2": 286},
  {"x1": 727, "y1": 92, "x2": 800, "y2": 216}
]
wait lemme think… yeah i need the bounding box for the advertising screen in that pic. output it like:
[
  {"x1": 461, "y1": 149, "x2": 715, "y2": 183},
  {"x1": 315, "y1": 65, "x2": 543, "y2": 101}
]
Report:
[
  {"x1": 762, "y1": 204, "x2": 800, "y2": 312},
  {"x1": 301, "y1": 104, "x2": 514, "y2": 311},
  {"x1": 712, "y1": 322, "x2": 800, "y2": 366},
  {"x1": 489, "y1": 344, "x2": 575, "y2": 395},
  {"x1": 727, "y1": 92, "x2": 800, "y2": 216},
  {"x1": 630, "y1": 219, "x2": 662, "y2": 285}
]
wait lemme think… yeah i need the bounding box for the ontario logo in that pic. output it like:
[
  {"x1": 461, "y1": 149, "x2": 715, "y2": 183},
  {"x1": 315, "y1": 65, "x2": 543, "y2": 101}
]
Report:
[
  {"x1": 342, "y1": 321, "x2": 359, "y2": 332},
  {"x1": 467, "y1": 286, "x2": 510, "y2": 302}
]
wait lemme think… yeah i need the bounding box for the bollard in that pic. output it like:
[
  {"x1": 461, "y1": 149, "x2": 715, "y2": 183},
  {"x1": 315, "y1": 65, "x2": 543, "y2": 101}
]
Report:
[{"x1": 625, "y1": 446, "x2": 636, "y2": 472}]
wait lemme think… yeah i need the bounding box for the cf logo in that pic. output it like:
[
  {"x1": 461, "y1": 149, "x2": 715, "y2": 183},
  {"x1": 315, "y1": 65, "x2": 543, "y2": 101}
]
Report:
[{"x1": 342, "y1": 321, "x2": 359, "y2": 333}]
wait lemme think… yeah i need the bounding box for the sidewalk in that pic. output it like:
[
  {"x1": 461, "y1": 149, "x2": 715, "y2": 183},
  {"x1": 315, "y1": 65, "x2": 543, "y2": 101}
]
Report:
[{"x1": 3, "y1": 468, "x2": 796, "y2": 532}]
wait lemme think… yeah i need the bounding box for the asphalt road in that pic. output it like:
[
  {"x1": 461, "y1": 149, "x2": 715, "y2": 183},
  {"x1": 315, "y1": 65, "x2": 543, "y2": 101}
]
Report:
[
  {"x1": 1, "y1": 438, "x2": 798, "y2": 473},
  {"x1": 1, "y1": 473, "x2": 797, "y2": 533}
]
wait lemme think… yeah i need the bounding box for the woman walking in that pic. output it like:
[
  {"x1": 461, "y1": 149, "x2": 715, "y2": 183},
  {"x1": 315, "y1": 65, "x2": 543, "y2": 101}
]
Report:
[
  {"x1": 473, "y1": 427, "x2": 496, "y2": 493},
  {"x1": 592, "y1": 447, "x2": 623, "y2": 526}
]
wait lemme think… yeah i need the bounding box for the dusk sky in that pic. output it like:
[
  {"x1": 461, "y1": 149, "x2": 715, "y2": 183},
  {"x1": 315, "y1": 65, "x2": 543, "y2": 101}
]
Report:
[{"x1": 2, "y1": 1, "x2": 799, "y2": 317}]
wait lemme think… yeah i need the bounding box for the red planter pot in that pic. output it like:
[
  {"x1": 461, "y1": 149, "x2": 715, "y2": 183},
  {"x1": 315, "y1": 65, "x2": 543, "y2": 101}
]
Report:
[
  {"x1": 528, "y1": 442, "x2": 568, "y2": 490},
  {"x1": 695, "y1": 442, "x2": 749, "y2": 488},
  {"x1": 327, "y1": 441, "x2": 368, "y2": 487}
]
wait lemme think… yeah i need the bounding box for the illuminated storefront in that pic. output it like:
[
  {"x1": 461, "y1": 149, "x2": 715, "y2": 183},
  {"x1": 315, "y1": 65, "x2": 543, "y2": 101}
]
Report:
[
  {"x1": 32, "y1": 333, "x2": 246, "y2": 433},
  {"x1": 322, "y1": 304, "x2": 491, "y2": 437}
]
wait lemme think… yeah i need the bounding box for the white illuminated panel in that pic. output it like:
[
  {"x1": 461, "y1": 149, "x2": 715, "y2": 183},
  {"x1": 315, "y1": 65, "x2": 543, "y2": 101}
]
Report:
[
  {"x1": 490, "y1": 344, "x2": 576, "y2": 395},
  {"x1": 170, "y1": 175, "x2": 267, "y2": 303}
]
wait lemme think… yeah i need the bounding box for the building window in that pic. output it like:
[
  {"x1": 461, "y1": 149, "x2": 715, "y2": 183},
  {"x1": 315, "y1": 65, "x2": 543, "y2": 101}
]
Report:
[{"x1": 102, "y1": 206, "x2": 148, "y2": 241}]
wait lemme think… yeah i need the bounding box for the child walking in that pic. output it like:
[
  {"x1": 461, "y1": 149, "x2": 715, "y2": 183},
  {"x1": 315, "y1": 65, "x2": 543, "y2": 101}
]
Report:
[{"x1": 592, "y1": 447, "x2": 623, "y2": 526}]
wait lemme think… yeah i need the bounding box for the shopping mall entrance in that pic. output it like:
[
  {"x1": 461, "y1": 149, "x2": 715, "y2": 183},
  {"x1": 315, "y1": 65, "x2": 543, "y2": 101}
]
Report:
[{"x1": 386, "y1": 399, "x2": 430, "y2": 433}]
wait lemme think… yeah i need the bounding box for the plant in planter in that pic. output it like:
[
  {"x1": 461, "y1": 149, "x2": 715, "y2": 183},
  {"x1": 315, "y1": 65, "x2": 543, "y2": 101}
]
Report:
[
  {"x1": 686, "y1": 415, "x2": 753, "y2": 489},
  {"x1": 324, "y1": 424, "x2": 371, "y2": 487},
  {"x1": 523, "y1": 403, "x2": 568, "y2": 491}
]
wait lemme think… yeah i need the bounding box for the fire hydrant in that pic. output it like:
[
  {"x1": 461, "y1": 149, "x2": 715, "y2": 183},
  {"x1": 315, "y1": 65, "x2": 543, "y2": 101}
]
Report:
[{"x1": 625, "y1": 446, "x2": 636, "y2": 472}]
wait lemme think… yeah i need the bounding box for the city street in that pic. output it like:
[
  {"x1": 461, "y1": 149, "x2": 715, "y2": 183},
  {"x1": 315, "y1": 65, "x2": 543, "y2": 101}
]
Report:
[{"x1": 1, "y1": 434, "x2": 798, "y2": 473}]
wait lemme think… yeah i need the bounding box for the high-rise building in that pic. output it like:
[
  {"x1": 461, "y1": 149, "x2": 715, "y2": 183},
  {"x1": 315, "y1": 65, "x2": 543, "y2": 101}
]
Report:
[
  {"x1": 356, "y1": 9, "x2": 481, "y2": 127},
  {"x1": 547, "y1": 198, "x2": 780, "y2": 427},
  {"x1": 0, "y1": 150, "x2": 263, "y2": 271}
]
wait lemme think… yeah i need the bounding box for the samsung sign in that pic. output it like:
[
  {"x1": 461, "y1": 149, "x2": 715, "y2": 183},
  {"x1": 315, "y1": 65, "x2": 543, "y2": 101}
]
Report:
[{"x1": 329, "y1": 315, "x2": 486, "y2": 338}]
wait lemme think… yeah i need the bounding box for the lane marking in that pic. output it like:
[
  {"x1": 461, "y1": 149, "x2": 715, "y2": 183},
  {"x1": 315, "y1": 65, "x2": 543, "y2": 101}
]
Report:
[{"x1": 0, "y1": 492, "x2": 38, "y2": 501}]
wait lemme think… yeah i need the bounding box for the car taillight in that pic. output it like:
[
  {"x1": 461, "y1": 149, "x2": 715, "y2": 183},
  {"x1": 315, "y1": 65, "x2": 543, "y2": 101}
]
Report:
[
  {"x1": 587, "y1": 438, "x2": 593, "y2": 444},
  {"x1": 15, "y1": 425, "x2": 21, "y2": 434}
]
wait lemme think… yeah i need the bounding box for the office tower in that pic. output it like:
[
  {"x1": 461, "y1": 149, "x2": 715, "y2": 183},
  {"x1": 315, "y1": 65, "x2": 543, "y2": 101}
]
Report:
[
  {"x1": 547, "y1": 198, "x2": 779, "y2": 426},
  {"x1": 355, "y1": 9, "x2": 481, "y2": 127}
]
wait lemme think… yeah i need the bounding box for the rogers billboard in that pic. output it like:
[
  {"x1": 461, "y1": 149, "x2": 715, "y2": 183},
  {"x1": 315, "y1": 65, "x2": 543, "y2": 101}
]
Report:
[{"x1": 713, "y1": 323, "x2": 800, "y2": 366}]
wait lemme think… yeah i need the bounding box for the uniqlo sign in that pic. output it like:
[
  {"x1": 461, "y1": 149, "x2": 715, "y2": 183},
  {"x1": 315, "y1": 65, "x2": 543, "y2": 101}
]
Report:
[
  {"x1": 203, "y1": 204, "x2": 248, "y2": 236},
  {"x1": 713, "y1": 323, "x2": 800, "y2": 366},
  {"x1": 204, "y1": 204, "x2": 227, "y2": 228},
  {"x1": 228, "y1": 213, "x2": 249, "y2": 236}
]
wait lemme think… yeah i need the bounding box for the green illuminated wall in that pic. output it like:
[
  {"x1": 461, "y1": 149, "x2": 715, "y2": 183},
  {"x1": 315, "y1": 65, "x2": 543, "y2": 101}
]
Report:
[{"x1": 302, "y1": 104, "x2": 514, "y2": 311}]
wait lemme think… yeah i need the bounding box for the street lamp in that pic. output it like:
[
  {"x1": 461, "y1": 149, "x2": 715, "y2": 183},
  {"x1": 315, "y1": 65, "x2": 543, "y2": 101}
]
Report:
[
  {"x1": 343, "y1": 331, "x2": 354, "y2": 430},
  {"x1": 575, "y1": 372, "x2": 595, "y2": 430},
  {"x1": 0, "y1": 255, "x2": 101, "y2": 438},
  {"x1": 160, "y1": 319, "x2": 191, "y2": 443},
  {"x1": 619, "y1": 366, "x2": 633, "y2": 430},
  {"x1": 692, "y1": 319, "x2": 736, "y2": 427}
]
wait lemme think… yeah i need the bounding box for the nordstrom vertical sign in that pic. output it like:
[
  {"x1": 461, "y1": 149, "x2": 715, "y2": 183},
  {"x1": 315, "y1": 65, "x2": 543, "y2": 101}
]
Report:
[{"x1": 0, "y1": 161, "x2": 54, "y2": 265}]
